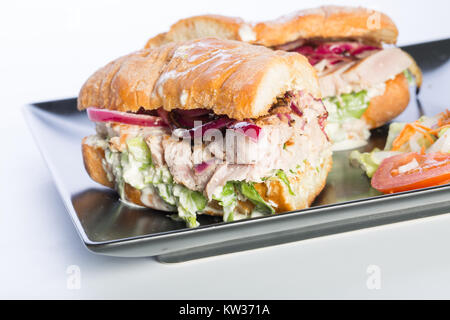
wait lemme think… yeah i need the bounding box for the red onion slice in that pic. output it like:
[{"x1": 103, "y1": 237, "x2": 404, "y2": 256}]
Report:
[
  {"x1": 351, "y1": 45, "x2": 380, "y2": 56},
  {"x1": 193, "y1": 159, "x2": 215, "y2": 174},
  {"x1": 316, "y1": 42, "x2": 354, "y2": 55},
  {"x1": 290, "y1": 41, "x2": 380, "y2": 66},
  {"x1": 178, "y1": 118, "x2": 263, "y2": 142},
  {"x1": 187, "y1": 117, "x2": 235, "y2": 138},
  {"x1": 87, "y1": 107, "x2": 167, "y2": 127},
  {"x1": 290, "y1": 102, "x2": 303, "y2": 117},
  {"x1": 228, "y1": 121, "x2": 262, "y2": 142},
  {"x1": 319, "y1": 115, "x2": 330, "y2": 142}
]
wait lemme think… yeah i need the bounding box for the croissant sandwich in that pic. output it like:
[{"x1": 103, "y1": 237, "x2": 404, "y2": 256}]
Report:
[
  {"x1": 145, "y1": 6, "x2": 422, "y2": 150},
  {"x1": 79, "y1": 38, "x2": 332, "y2": 227}
]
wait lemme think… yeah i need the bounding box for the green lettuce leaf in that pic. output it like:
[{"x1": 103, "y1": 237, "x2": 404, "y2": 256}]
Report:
[
  {"x1": 438, "y1": 127, "x2": 449, "y2": 138},
  {"x1": 350, "y1": 149, "x2": 380, "y2": 178},
  {"x1": 384, "y1": 122, "x2": 406, "y2": 151},
  {"x1": 326, "y1": 90, "x2": 370, "y2": 121},
  {"x1": 126, "y1": 137, "x2": 152, "y2": 165},
  {"x1": 120, "y1": 137, "x2": 154, "y2": 189},
  {"x1": 144, "y1": 166, "x2": 173, "y2": 184},
  {"x1": 276, "y1": 170, "x2": 295, "y2": 195},
  {"x1": 403, "y1": 69, "x2": 415, "y2": 86},
  {"x1": 173, "y1": 185, "x2": 207, "y2": 228},
  {"x1": 155, "y1": 183, "x2": 177, "y2": 206},
  {"x1": 212, "y1": 182, "x2": 238, "y2": 222},
  {"x1": 350, "y1": 148, "x2": 402, "y2": 178},
  {"x1": 236, "y1": 181, "x2": 274, "y2": 214}
]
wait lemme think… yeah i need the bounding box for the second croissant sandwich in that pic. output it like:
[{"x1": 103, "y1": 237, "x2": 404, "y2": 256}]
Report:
[
  {"x1": 145, "y1": 6, "x2": 422, "y2": 150},
  {"x1": 78, "y1": 38, "x2": 332, "y2": 227}
]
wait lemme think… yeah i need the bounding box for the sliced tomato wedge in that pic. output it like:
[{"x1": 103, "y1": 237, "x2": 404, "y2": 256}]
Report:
[{"x1": 371, "y1": 152, "x2": 450, "y2": 194}]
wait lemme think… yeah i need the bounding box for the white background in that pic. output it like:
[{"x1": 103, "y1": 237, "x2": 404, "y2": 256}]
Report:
[{"x1": 1, "y1": 0, "x2": 449, "y2": 299}]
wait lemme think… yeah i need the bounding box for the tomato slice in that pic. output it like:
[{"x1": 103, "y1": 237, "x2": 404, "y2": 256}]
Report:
[{"x1": 371, "y1": 152, "x2": 450, "y2": 194}]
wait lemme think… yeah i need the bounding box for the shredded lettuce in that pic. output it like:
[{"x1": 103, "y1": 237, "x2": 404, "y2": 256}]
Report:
[
  {"x1": 384, "y1": 120, "x2": 436, "y2": 153},
  {"x1": 428, "y1": 130, "x2": 450, "y2": 153},
  {"x1": 350, "y1": 148, "x2": 402, "y2": 178},
  {"x1": 350, "y1": 149, "x2": 380, "y2": 178},
  {"x1": 126, "y1": 137, "x2": 152, "y2": 165},
  {"x1": 155, "y1": 183, "x2": 176, "y2": 206},
  {"x1": 324, "y1": 90, "x2": 372, "y2": 147},
  {"x1": 403, "y1": 69, "x2": 415, "y2": 86},
  {"x1": 439, "y1": 127, "x2": 449, "y2": 138},
  {"x1": 236, "y1": 181, "x2": 274, "y2": 214},
  {"x1": 351, "y1": 114, "x2": 444, "y2": 177},
  {"x1": 173, "y1": 185, "x2": 207, "y2": 228},
  {"x1": 121, "y1": 152, "x2": 147, "y2": 190},
  {"x1": 120, "y1": 137, "x2": 154, "y2": 189},
  {"x1": 104, "y1": 149, "x2": 125, "y2": 198},
  {"x1": 147, "y1": 167, "x2": 176, "y2": 206},
  {"x1": 349, "y1": 107, "x2": 450, "y2": 186},
  {"x1": 325, "y1": 90, "x2": 370, "y2": 122},
  {"x1": 211, "y1": 169, "x2": 302, "y2": 219},
  {"x1": 276, "y1": 170, "x2": 295, "y2": 195},
  {"x1": 212, "y1": 182, "x2": 238, "y2": 222},
  {"x1": 213, "y1": 171, "x2": 297, "y2": 222},
  {"x1": 106, "y1": 136, "x2": 309, "y2": 227},
  {"x1": 122, "y1": 137, "x2": 207, "y2": 227},
  {"x1": 144, "y1": 166, "x2": 173, "y2": 184},
  {"x1": 384, "y1": 122, "x2": 406, "y2": 150},
  {"x1": 213, "y1": 180, "x2": 276, "y2": 222}
]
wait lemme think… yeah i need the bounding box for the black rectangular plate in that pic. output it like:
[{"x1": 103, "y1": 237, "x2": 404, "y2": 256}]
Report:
[{"x1": 23, "y1": 39, "x2": 450, "y2": 262}]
